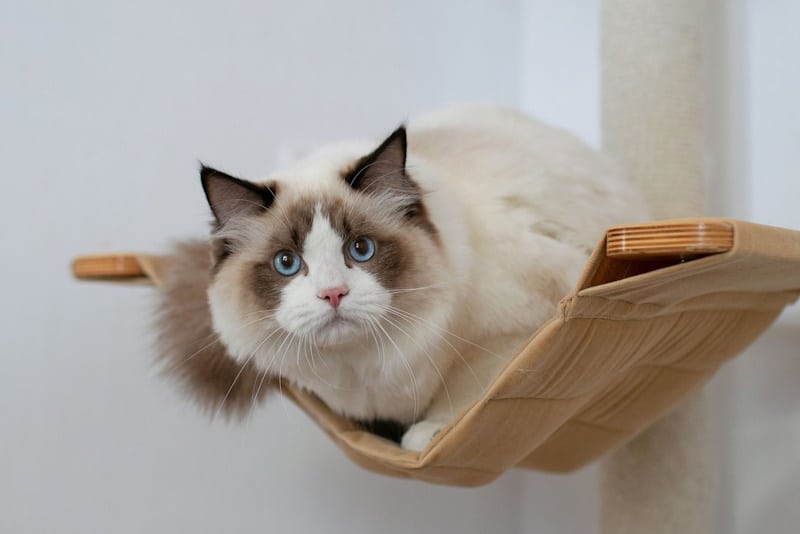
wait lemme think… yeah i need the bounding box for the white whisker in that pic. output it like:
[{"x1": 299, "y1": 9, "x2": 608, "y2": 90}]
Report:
[
  {"x1": 385, "y1": 282, "x2": 449, "y2": 295},
  {"x1": 347, "y1": 161, "x2": 384, "y2": 187},
  {"x1": 249, "y1": 367, "x2": 271, "y2": 418},
  {"x1": 214, "y1": 353, "x2": 253, "y2": 420},
  {"x1": 169, "y1": 311, "x2": 280, "y2": 373},
  {"x1": 234, "y1": 324, "x2": 286, "y2": 418},
  {"x1": 307, "y1": 333, "x2": 352, "y2": 391},
  {"x1": 384, "y1": 304, "x2": 506, "y2": 362},
  {"x1": 381, "y1": 315, "x2": 454, "y2": 421},
  {"x1": 365, "y1": 317, "x2": 387, "y2": 378},
  {"x1": 373, "y1": 319, "x2": 419, "y2": 421},
  {"x1": 166, "y1": 333, "x2": 221, "y2": 373},
  {"x1": 380, "y1": 306, "x2": 484, "y2": 390}
]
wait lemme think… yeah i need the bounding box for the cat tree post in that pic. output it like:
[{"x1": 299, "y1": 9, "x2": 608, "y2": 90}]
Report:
[{"x1": 600, "y1": 1, "x2": 710, "y2": 533}]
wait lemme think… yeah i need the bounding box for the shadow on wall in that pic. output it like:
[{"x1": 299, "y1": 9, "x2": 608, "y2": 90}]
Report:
[
  {"x1": 750, "y1": 321, "x2": 800, "y2": 415},
  {"x1": 744, "y1": 462, "x2": 800, "y2": 534},
  {"x1": 734, "y1": 313, "x2": 800, "y2": 534}
]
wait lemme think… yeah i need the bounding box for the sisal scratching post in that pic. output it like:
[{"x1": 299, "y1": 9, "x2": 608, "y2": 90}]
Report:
[
  {"x1": 601, "y1": 0, "x2": 706, "y2": 219},
  {"x1": 599, "y1": 393, "x2": 710, "y2": 533},
  {"x1": 600, "y1": 1, "x2": 710, "y2": 533}
]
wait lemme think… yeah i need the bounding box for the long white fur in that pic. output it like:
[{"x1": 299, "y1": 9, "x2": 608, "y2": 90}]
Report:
[{"x1": 207, "y1": 104, "x2": 650, "y2": 450}]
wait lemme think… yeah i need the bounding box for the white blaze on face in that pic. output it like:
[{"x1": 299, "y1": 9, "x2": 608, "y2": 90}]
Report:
[
  {"x1": 275, "y1": 205, "x2": 389, "y2": 347},
  {"x1": 303, "y1": 207, "x2": 347, "y2": 292}
]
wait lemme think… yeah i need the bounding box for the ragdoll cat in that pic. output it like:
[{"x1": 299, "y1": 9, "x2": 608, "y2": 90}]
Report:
[{"x1": 156, "y1": 105, "x2": 649, "y2": 451}]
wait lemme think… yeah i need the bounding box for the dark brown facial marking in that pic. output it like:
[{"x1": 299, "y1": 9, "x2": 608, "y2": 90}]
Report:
[
  {"x1": 319, "y1": 197, "x2": 351, "y2": 239},
  {"x1": 406, "y1": 198, "x2": 440, "y2": 244},
  {"x1": 249, "y1": 258, "x2": 291, "y2": 313},
  {"x1": 317, "y1": 198, "x2": 412, "y2": 290},
  {"x1": 285, "y1": 200, "x2": 317, "y2": 249},
  {"x1": 247, "y1": 198, "x2": 317, "y2": 306},
  {"x1": 210, "y1": 238, "x2": 234, "y2": 273},
  {"x1": 365, "y1": 238, "x2": 408, "y2": 289}
]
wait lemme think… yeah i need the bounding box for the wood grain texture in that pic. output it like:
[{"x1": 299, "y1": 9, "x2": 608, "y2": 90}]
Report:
[
  {"x1": 606, "y1": 221, "x2": 734, "y2": 259},
  {"x1": 72, "y1": 254, "x2": 146, "y2": 279}
]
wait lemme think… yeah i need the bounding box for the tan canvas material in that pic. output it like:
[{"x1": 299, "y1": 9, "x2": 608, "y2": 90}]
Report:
[{"x1": 75, "y1": 218, "x2": 800, "y2": 486}]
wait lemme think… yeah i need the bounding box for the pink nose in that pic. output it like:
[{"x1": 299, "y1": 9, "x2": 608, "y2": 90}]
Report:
[{"x1": 317, "y1": 286, "x2": 349, "y2": 309}]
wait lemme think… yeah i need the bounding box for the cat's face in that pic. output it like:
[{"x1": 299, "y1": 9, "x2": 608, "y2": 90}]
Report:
[{"x1": 202, "y1": 128, "x2": 450, "y2": 390}]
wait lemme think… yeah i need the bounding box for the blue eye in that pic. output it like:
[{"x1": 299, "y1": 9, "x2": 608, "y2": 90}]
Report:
[
  {"x1": 273, "y1": 251, "x2": 303, "y2": 276},
  {"x1": 349, "y1": 237, "x2": 375, "y2": 262}
]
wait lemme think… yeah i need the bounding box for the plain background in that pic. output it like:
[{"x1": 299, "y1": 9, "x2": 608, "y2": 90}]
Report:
[{"x1": 1, "y1": 1, "x2": 798, "y2": 533}]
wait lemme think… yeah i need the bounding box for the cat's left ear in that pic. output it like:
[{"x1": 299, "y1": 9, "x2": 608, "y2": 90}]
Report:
[{"x1": 344, "y1": 126, "x2": 419, "y2": 201}]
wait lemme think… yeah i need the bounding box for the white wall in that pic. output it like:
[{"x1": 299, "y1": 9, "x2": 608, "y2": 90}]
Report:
[{"x1": 519, "y1": 0, "x2": 600, "y2": 148}]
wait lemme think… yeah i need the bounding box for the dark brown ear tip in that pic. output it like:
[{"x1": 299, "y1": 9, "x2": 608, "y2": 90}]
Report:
[
  {"x1": 199, "y1": 165, "x2": 217, "y2": 193},
  {"x1": 199, "y1": 164, "x2": 213, "y2": 177},
  {"x1": 199, "y1": 165, "x2": 220, "y2": 217},
  {"x1": 391, "y1": 125, "x2": 407, "y2": 144},
  {"x1": 379, "y1": 124, "x2": 408, "y2": 163},
  {"x1": 200, "y1": 164, "x2": 226, "y2": 185}
]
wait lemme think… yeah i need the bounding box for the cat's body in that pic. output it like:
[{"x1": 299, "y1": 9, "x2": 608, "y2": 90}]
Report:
[{"x1": 157, "y1": 105, "x2": 649, "y2": 450}]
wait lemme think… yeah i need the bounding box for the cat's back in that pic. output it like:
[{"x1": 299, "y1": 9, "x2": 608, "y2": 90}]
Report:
[
  {"x1": 408, "y1": 104, "x2": 601, "y2": 174},
  {"x1": 408, "y1": 104, "x2": 648, "y2": 252}
]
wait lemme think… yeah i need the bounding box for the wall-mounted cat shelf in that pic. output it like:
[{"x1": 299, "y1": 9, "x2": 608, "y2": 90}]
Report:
[{"x1": 72, "y1": 218, "x2": 800, "y2": 487}]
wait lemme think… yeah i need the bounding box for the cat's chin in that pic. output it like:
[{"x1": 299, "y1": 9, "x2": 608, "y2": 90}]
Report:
[{"x1": 312, "y1": 316, "x2": 367, "y2": 348}]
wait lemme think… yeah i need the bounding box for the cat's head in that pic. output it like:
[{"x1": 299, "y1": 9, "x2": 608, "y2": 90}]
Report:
[{"x1": 201, "y1": 127, "x2": 454, "y2": 397}]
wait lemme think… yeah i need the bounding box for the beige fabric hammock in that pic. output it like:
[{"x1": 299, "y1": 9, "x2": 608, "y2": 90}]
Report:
[{"x1": 73, "y1": 218, "x2": 800, "y2": 487}]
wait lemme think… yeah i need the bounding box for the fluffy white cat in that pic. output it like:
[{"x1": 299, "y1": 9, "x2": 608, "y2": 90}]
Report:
[{"x1": 157, "y1": 105, "x2": 649, "y2": 451}]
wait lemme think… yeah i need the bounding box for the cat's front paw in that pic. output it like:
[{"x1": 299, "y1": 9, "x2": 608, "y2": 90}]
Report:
[{"x1": 401, "y1": 420, "x2": 447, "y2": 452}]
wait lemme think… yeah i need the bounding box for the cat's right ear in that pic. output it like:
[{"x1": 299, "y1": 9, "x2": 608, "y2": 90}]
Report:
[{"x1": 200, "y1": 166, "x2": 276, "y2": 227}]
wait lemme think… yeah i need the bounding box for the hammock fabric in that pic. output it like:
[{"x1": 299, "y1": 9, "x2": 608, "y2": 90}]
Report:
[{"x1": 73, "y1": 218, "x2": 800, "y2": 487}]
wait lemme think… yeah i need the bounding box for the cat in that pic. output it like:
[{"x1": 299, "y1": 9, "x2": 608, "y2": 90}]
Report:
[{"x1": 156, "y1": 104, "x2": 649, "y2": 451}]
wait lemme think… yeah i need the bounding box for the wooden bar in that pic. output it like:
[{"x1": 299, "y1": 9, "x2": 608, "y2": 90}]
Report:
[{"x1": 72, "y1": 254, "x2": 146, "y2": 280}]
